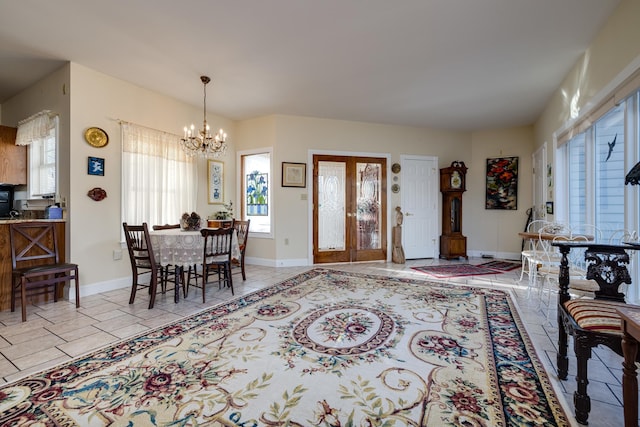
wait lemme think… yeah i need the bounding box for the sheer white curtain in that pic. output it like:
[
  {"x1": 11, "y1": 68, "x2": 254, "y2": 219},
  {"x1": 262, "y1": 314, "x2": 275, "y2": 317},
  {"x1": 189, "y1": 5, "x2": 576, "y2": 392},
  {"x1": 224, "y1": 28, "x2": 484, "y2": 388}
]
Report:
[
  {"x1": 121, "y1": 122, "x2": 198, "y2": 227},
  {"x1": 16, "y1": 110, "x2": 55, "y2": 146}
]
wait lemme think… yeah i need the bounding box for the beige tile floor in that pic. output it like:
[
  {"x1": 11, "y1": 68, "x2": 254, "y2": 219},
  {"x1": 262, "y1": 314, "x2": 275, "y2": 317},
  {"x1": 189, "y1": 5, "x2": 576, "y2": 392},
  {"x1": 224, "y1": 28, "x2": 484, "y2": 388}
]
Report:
[{"x1": 0, "y1": 259, "x2": 633, "y2": 426}]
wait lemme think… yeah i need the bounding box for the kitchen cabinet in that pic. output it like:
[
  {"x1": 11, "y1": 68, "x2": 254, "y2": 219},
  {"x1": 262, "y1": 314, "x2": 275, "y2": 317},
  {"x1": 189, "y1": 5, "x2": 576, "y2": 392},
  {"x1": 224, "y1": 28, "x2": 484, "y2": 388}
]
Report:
[{"x1": 0, "y1": 126, "x2": 26, "y2": 184}]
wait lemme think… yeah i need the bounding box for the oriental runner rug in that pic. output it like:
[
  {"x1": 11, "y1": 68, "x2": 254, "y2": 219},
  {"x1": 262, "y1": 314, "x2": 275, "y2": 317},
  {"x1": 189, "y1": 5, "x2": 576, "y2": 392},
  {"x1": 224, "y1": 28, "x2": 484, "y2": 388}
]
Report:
[
  {"x1": 478, "y1": 260, "x2": 522, "y2": 272},
  {"x1": 412, "y1": 263, "x2": 501, "y2": 278},
  {"x1": 0, "y1": 268, "x2": 568, "y2": 426}
]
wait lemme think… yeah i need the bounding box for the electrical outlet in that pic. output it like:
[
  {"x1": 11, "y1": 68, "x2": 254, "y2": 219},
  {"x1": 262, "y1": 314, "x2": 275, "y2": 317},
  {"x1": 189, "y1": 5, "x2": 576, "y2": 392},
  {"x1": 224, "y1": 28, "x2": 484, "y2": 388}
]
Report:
[
  {"x1": 113, "y1": 249, "x2": 122, "y2": 260},
  {"x1": 300, "y1": 193, "x2": 307, "y2": 201}
]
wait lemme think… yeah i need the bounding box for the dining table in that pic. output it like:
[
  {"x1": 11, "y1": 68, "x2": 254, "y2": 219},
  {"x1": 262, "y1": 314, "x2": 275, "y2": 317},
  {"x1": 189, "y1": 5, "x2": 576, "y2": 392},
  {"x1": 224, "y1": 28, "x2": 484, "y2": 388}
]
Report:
[
  {"x1": 149, "y1": 227, "x2": 241, "y2": 301},
  {"x1": 518, "y1": 231, "x2": 595, "y2": 241}
]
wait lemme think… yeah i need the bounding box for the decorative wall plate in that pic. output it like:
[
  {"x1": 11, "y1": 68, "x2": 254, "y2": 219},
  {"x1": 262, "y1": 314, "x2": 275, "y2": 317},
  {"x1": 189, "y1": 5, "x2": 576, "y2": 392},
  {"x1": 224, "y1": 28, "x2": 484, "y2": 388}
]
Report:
[
  {"x1": 391, "y1": 183, "x2": 400, "y2": 193},
  {"x1": 87, "y1": 187, "x2": 107, "y2": 201},
  {"x1": 84, "y1": 127, "x2": 109, "y2": 147},
  {"x1": 391, "y1": 163, "x2": 401, "y2": 174}
]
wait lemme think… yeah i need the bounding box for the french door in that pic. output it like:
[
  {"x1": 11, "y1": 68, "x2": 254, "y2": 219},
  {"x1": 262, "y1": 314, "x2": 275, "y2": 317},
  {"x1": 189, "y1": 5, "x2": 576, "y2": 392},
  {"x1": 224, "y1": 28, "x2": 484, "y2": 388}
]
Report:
[{"x1": 313, "y1": 155, "x2": 387, "y2": 263}]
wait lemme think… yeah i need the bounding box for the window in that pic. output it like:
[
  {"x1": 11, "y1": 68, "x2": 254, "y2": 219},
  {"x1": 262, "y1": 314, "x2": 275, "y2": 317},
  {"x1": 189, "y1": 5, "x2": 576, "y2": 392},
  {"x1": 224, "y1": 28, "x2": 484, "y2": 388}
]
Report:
[
  {"x1": 556, "y1": 89, "x2": 639, "y2": 300},
  {"x1": 241, "y1": 150, "x2": 272, "y2": 235},
  {"x1": 121, "y1": 122, "x2": 197, "y2": 227},
  {"x1": 15, "y1": 111, "x2": 58, "y2": 198},
  {"x1": 558, "y1": 103, "x2": 630, "y2": 241},
  {"x1": 29, "y1": 122, "x2": 57, "y2": 197}
]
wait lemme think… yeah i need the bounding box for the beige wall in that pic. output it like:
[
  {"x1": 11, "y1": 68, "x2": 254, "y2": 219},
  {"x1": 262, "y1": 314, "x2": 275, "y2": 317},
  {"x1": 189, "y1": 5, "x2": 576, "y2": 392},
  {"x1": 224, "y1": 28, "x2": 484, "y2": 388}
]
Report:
[
  {"x1": 235, "y1": 115, "x2": 533, "y2": 263},
  {"x1": 535, "y1": 0, "x2": 640, "y2": 155},
  {"x1": 469, "y1": 127, "x2": 534, "y2": 256},
  {"x1": 2, "y1": 63, "x2": 234, "y2": 292},
  {"x1": 2, "y1": 68, "x2": 536, "y2": 295},
  {"x1": 2, "y1": 64, "x2": 72, "y2": 256}
]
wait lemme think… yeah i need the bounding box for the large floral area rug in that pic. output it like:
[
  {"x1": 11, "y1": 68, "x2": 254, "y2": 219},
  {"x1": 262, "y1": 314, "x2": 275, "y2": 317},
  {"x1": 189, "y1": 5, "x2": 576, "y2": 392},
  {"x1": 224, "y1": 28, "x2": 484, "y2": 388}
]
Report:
[{"x1": 0, "y1": 268, "x2": 568, "y2": 426}]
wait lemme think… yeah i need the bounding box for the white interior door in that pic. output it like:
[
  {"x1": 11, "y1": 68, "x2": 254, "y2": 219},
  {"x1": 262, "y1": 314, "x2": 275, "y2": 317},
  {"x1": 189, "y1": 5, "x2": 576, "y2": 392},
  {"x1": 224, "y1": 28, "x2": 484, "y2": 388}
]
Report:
[{"x1": 401, "y1": 155, "x2": 438, "y2": 259}]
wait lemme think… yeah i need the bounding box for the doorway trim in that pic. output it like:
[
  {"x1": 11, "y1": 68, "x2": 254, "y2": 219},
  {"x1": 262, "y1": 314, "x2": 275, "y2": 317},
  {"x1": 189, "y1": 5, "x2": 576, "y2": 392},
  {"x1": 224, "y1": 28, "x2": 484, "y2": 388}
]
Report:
[{"x1": 307, "y1": 149, "x2": 392, "y2": 265}]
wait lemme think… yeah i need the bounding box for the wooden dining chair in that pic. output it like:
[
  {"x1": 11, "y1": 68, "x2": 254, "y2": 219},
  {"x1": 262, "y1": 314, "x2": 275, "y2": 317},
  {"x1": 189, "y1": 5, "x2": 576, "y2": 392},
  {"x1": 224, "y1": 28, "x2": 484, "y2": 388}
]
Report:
[
  {"x1": 189, "y1": 223, "x2": 235, "y2": 302},
  {"x1": 556, "y1": 244, "x2": 637, "y2": 425},
  {"x1": 123, "y1": 222, "x2": 163, "y2": 309},
  {"x1": 232, "y1": 219, "x2": 250, "y2": 280},
  {"x1": 9, "y1": 221, "x2": 80, "y2": 322}
]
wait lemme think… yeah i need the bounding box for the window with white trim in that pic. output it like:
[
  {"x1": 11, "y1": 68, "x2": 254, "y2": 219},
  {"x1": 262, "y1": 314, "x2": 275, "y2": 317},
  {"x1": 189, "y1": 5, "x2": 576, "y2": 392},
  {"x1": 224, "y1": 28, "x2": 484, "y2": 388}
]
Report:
[
  {"x1": 240, "y1": 150, "x2": 272, "y2": 235},
  {"x1": 556, "y1": 89, "x2": 639, "y2": 300},
  {"x1": 29, "y1": 123, "x2": 57, "y2": 197}
]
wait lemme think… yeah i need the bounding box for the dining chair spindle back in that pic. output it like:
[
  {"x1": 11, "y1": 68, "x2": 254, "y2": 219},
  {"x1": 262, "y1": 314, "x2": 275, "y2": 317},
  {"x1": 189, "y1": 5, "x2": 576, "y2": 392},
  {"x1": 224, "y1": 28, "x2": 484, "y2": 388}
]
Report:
[
  {"x1": 123, "y1": 222, "x2": 161, "y2": 309},
  {"x1": 232, "y1": 219, "x2": 250, "y2": 280},
  {"x1": 191, "y1": 223, "x2": 236, "y2": 302}
]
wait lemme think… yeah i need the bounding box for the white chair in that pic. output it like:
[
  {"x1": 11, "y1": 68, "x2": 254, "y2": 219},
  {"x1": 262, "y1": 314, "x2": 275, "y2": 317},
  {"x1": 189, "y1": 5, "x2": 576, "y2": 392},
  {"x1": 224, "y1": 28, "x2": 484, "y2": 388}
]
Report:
[
  {"x1": 533, "y1": 233, "x2": 602, "y2": 324},
  {"x1": 570, "y1": 223, "x2": 601, "y2": 243},
  {"x1": 523, "y1": 222, "x2": 570, "y2": 297},
  {"x1": 519, "y1": 219, "x2": 551, "y2": 284}
]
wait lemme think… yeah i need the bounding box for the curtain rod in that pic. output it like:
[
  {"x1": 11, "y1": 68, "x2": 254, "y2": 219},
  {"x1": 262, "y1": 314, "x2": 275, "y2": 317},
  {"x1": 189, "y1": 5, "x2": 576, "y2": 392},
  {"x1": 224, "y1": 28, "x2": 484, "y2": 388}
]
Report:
[
  {"x1": 116, "y1": 118, "x2": 180, "y2": 138},
  {"x1": 18, "y1": 110, "x2": 55, "y2": 126}
]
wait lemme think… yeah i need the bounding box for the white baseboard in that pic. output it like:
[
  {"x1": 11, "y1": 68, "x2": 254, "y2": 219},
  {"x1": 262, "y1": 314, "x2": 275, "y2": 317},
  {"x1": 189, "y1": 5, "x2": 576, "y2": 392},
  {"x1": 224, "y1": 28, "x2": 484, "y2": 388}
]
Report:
[
  {"x1": 67, "y1": 276, "x2": 130, "y2": 300},
  {"x1": 244, "y1": 256, "x2": 310, "y2": 267},
  {"x1": 467, "y1": 250, "x2": 521, "y2": 261}
]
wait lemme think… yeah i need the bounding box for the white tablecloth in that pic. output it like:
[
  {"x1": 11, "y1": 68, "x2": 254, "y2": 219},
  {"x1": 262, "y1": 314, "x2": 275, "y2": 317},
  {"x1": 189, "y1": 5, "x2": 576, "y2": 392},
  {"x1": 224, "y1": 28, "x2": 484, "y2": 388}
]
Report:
[{"x1": 150, "y1": 228, "x2": 240, "y2": 268}]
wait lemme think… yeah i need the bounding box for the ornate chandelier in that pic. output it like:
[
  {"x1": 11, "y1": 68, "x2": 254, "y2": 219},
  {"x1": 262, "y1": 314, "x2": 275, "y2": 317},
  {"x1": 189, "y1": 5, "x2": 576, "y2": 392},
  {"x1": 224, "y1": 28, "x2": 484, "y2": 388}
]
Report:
[{"x1": 180, "y1": 75, "x2": 227, "y2": 158}]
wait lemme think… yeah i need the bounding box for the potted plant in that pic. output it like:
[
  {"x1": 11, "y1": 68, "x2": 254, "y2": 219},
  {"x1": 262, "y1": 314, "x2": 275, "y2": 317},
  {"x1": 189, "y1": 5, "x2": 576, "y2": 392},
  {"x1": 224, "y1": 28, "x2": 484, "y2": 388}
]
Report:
[{"x1": 207, "y1": 201, "x2": 233, "y2": 227}]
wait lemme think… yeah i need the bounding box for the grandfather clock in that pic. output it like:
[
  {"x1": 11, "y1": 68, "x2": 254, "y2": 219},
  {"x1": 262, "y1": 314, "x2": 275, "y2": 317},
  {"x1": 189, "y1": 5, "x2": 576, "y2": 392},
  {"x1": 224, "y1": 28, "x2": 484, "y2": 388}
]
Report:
[{"x1": 440, "y1": 161, "x2": 468, "y2": 260}]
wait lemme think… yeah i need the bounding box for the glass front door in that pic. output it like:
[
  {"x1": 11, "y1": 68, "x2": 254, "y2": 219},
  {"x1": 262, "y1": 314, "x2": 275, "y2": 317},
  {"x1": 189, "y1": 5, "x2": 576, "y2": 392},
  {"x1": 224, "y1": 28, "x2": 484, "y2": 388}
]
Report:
[{"x1": 313, "y1": 155, "x2": 387, "y2": 263}]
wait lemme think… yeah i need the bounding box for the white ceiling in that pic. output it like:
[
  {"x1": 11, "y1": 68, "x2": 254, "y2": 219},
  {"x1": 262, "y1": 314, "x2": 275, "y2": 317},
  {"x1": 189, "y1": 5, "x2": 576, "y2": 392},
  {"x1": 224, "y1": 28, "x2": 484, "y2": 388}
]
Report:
[{"x1": 0, "y1": 0, "x2": 620, "y2": 131}]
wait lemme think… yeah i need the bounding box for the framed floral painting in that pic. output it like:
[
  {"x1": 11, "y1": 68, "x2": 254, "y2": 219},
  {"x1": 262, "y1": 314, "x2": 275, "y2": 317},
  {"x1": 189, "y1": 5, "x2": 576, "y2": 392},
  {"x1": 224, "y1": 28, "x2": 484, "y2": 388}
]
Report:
[{"x1": 485, "y1": 156, "x2": 518, "y2": 210}]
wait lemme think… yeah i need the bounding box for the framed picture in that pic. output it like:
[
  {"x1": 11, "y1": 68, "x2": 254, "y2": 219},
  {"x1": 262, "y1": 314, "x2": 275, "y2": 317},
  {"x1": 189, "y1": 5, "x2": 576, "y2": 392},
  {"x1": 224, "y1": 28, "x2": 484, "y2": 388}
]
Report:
[
  {"x1": 282, "y1": 162, "x2": 306, "y2": 188},
  {"x1": 208, "y1": 160, "x2": 224, "y2": 204},
  {"x1": 88, "y1": 156, "x2": 105, "y2": 176},
  {"x1": 546, "y1": 201, "x2": 554, "y2": 215},
  {"x1": 485, "y1": 156, "x2": 518, "y2": 210}
]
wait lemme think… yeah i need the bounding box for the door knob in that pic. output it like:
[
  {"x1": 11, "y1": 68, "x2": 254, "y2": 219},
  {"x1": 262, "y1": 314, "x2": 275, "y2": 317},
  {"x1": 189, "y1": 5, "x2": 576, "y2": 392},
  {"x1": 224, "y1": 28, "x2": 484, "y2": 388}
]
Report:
[{"x1": 405, "y1": 212, "x2": 412, "y2": 216}]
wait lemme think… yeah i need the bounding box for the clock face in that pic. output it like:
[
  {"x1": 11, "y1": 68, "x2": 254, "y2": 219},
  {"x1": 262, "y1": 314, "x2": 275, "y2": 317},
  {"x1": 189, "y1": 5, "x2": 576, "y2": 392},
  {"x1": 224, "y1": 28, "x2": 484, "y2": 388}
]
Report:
[{"x1": 451, "y1": 170, "x2": 462, "y2": 189}]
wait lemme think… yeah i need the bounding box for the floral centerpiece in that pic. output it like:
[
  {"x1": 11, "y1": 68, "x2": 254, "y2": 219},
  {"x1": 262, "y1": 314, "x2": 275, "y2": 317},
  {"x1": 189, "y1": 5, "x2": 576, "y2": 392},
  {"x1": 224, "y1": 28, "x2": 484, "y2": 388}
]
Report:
[{"x1": 180, "y1": 212, "x2": 201, "y2": 231}]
